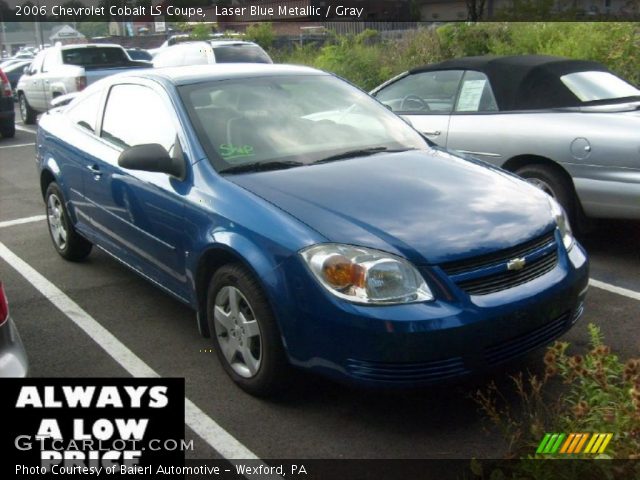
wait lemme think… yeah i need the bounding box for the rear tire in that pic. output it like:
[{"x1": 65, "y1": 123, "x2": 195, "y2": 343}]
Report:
[
  {"x1": 515, "y1": 164, "x2": 577, "y2": 225},
  {"x1": 207, "y1": 264, "x2": 289, "y2": 397},
  {"x1": 45, "y1": 182, "x2": 92, "y2": 261},
  {"x1": 19, "y1": 93, "x2": 36, "y2": 125}
]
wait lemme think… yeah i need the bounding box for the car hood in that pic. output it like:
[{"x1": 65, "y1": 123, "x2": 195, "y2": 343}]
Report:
[{"x1": 228, "y1": 149, "x2": 555, "y2": 265}]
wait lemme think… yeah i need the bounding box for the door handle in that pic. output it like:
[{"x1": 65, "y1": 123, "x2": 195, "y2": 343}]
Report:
[
  {"x1": 422, "y1": 130, "x2": 441, "y2": 136},
  {"x1": 87, "y1": 165, "x2": 102, "y2": 178}
]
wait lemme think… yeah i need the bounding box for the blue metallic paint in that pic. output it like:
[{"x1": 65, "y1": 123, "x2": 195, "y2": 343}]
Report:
[{"x1": 36, "y1": 67, "x2": 589, "y2": 387}]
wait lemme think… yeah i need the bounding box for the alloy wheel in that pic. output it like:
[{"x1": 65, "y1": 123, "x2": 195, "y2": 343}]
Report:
[
  {"x1": 213, "y1": 286, "x2": 262, "y2": 378},
  {"x1": 47, "y1": 193, "x2": 68, "y2": 250}
]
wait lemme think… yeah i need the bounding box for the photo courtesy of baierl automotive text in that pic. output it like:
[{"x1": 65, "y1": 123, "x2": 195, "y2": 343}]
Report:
[{"x1": 0, "y1": 2, "x2": 639, "y2": 479}]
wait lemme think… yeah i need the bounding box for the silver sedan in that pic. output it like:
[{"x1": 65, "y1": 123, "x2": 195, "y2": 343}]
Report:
[{"x1": 371, "y1": 55, "x2": 640, "y2": 227}]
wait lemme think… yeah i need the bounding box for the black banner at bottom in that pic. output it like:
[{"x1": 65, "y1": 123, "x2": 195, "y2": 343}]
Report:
[{"x1": 11, "y1": 459, "x2": 637, "y2": 479}]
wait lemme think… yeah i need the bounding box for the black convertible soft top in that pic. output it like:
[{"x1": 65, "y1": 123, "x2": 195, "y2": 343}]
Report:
[{"x1": 410, "y1": 55, "x2": 610, "y2": 110}]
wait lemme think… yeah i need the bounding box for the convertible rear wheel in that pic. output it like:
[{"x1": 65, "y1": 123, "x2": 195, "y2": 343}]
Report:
[
  {"x1": 19, "y1": 93, "x2": 36, "y2": 125},
  {"x1": 207, "y1": 264, "x2": 288, "y2": 397},
  {"x1": 45, "y1": 183, "x2": 92, "y2": 261},
  {"x1": 515, "y1": 164, "x2": 576, "y2": 224}
]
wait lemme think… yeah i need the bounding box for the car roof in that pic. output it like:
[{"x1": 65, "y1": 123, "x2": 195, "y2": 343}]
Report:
[
  {"x1": 208, "y1": 40, "x2": 259, "y2": 47},
  {"x1": 59, "y1": 43, "x2": 124, "y2": 50},
  {"x1": 410, "y1": 55, "x2": 610, "y2": 110},
  {"x1": 116, "y1": 63, "x2": 325, "y2": 86}
]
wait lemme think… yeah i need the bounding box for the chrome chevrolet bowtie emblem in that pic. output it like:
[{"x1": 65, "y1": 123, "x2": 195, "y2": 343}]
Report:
[{"x1": 507, "y1": 257, "x2": 527, "y2": 271}]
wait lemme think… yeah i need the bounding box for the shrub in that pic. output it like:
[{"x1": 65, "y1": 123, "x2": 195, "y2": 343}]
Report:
[
  {"x1": 245, "y1": 23, "x2": 275, "y2": 50},
  {"x1": 272, "y1": 23, "x2": 640, "y2": 89},
  {"x1": 472, "y1": 323, "x2": 640, "y2": 479}
]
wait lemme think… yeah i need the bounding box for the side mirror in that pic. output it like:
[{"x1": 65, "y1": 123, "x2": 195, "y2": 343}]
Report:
[
  {"x1": 118, "y1": 144, "x2": 185, "y2": 179},
  {"x1": 23, "y1": 66, "x2": 31, "y2": 75}
]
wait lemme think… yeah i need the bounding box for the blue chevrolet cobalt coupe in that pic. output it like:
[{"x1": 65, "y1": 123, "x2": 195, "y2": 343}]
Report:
[{"x1": 36, "y1": 65, "x2": 589, "y2": 396}]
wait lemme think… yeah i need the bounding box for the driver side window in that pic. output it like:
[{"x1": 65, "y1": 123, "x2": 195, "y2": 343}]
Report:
[{"x1": 375, "y1": 70, "x2": 464, "y2": 114}]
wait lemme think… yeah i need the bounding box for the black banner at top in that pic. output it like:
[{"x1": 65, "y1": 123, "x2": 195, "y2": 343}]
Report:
[{"x1": 0, "y1": 0, "x2": 639, "y2": 23}]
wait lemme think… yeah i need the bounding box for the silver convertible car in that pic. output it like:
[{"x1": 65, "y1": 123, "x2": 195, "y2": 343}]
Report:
[{"x1": 371, "y1": 55, "x2": 640, "y2": 227}]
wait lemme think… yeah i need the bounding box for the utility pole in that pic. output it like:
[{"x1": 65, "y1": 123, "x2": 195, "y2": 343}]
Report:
[{"x1": 35, "y1": 0, "x2": 46, "y2": 48}]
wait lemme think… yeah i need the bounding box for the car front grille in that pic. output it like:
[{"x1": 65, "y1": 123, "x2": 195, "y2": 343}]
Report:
[
  {"x1": 345, "y1": 356, "x2": 470, "y2": 383},
  {"x1": 440, "y1": 231, "x2": 558, "y2": 296},
  {"x1": 484, "y1": 311, "x2": 571, "y2": 366}
]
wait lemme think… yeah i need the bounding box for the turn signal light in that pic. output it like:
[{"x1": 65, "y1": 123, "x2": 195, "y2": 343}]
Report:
[
  {"x1": 322, "y1": 255, "x2": 365, "y2": 289},
  {"x1": 0, "y1": 69, "x2": 12, "y2": 97},
  {"x1": 75, "y1": 76, "x2": 87, "y2": 91}
]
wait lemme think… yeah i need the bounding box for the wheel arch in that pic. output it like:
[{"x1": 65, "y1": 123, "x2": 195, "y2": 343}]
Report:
[
  {"x1": 502, "y1": 154, "x2": 580, "y2": 199},
  {"x1": 502, "y1": 154, "x2": 590, "y2": 227},
  {"x1": 40, "y1": 168, "x2": 57, "y2": 200},
  {"x1": 192, "y1": 242, "x2": 284, "y2": 339}
]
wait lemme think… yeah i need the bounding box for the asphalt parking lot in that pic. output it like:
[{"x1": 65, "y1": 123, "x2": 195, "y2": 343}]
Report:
[{"x1": 1, "y1": 118, "x2": 639, "y2": 461}]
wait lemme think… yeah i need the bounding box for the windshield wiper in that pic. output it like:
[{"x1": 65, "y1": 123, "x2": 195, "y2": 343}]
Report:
[
  {"x1": 312, "y1": 147, "x2": 414, "y2": 165},
  {"x1": 219, "y1": 160, "x2": 304, "y2": 174}
]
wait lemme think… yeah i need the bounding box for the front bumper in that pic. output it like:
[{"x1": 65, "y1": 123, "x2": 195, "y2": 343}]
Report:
[
  {"x1": 0, "y1": 316, "x2": 29, "y2": 377},
  {"x1": 274, "y1": 239, "x2": 589, "y2": 387}
]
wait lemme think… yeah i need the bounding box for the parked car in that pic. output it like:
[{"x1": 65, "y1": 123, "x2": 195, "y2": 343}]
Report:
[
  {"x1": 3, "y1": 60, "x2": 31, "y2": 93},
  {"x1": 0, "y1": 67, "x2": 15, "y2": 137},
  {"x1": 371, "y1": 55, "x2": 640, "y2": 226},
  {"x1": 126, "y1": 48, "x2": 153, "y2": 62},
  {"x1": 152, "y1": 41, "x2": 272, "y2": 68},
  {"x1": 0, "y1": 58, "x2": 28, "y2": 70},
  {"x1": 148, "y1": 34, "x2": 192, "y2": 57},
  {"x1": 0, "y1": 282, "x2": 29, "y2": 377},
  {"x1": 36, "y1": 64, "x2": 588, "y2": 395},
  {"x1": 16, "y1": 44, "x2": 150, "y2": 124}
]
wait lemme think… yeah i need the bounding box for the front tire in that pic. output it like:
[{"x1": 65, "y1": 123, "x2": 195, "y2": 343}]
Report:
[
  {"x1": 19, "y1": 93, "x2": 36, "y2": 125},
  {"x1": 206, "y1": 264, "x2": 288, "y2": 397},
  {"x1": 45, "y1": 182, "x2": 92, "y2": 261}
]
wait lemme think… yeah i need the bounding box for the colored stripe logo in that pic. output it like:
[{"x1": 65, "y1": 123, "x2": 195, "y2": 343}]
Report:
[{"x1": 536, "y1": 433, "x2": 612, "y2": 454}]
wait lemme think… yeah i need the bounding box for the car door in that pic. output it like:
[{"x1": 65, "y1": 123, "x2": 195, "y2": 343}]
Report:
[
  {"x1": 373, "y1": 70, "x2": 464, "y2": 146},
  {"x1": 21, "y1": 50, "x2": 46, "y2": 110},
  {"x1": 40, "y1": 49, "x2": 63, "y2": 108},
  {"x1": 445, "y1": 70, "x2": 506, "y2": 166},
  {"x1": 83, "y1": 82, "x2": 191, "y2": 300}
]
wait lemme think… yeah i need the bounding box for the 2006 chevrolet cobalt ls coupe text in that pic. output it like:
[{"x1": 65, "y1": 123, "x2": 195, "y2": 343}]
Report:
[{"x1": 36, "y1": 65, "x2": 589, "y2": 396}]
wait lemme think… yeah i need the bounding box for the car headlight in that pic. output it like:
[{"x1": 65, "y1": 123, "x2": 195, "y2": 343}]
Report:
[
  {"x1": 548, "y1": 198, "x2": 574, "y2": 251},
  {"x1": 300, "y1": 244, "x2": 433, "y2": 304}
]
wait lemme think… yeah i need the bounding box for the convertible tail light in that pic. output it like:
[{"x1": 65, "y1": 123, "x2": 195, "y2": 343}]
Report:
[
  {"x1": 0, "y1": 69, "x2": 12, "y2": 97},
  {"x1": 75, "y1": 76, "x2": 87, "y2": 92},
  {"x1": 0, "y1": 283, "x2": 9, "y2": 327}
]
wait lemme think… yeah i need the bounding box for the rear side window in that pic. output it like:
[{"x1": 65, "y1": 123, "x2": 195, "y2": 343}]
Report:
[
  {"x1": 212, "y1": 45, "x2": 272, "y2": 64},
  {"x1": 67, "y1": 91, "x2": 101, "y2": 132},
  {"x1": 62, "y1": 48, "x2": 128, "y2": 67},
  {"x1": 42, "y1": 51, "x2": 61, "y2": 73},
  {"x1": 101, "y1": 84, "x2": 177, "y2": 154},
  {"x1": 29, "y1": 51, "x2": 46, "y2": 73},
  {"x1": 454, "y1": 71, "x2": 498, "y2": 112}
]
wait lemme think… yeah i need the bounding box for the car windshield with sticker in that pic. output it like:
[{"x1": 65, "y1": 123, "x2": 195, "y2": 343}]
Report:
[{"x1": 179, "y1": 75, "x2": 427, "y2": 171}]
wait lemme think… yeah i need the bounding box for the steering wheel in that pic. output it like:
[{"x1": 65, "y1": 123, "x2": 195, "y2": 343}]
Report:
[{"x1": 400, "y1": 94, "x2": 430, "y2": 112}]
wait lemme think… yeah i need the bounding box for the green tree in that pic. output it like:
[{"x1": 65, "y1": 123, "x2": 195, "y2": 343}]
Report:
[
  {"x1": 244, "y1": 23, "x2": 274, "y2": 50},
  {"x1": 77, "y1": 21, "x2": 110, "y2": 39},
  {"x1": 188, "y1": 23, "x2": 212, "y2": 40}
]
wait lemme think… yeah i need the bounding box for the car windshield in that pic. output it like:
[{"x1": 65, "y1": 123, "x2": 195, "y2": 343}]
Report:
[
  {"x1": 180, "y1": 74, "x2": 428, "y2": 172},
  {"x1": 560, "y1": 71, "x2": 640, "y2": 103},
  {"x1": 212, "y1": 45, "x2": 271, "y2": 64}
]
